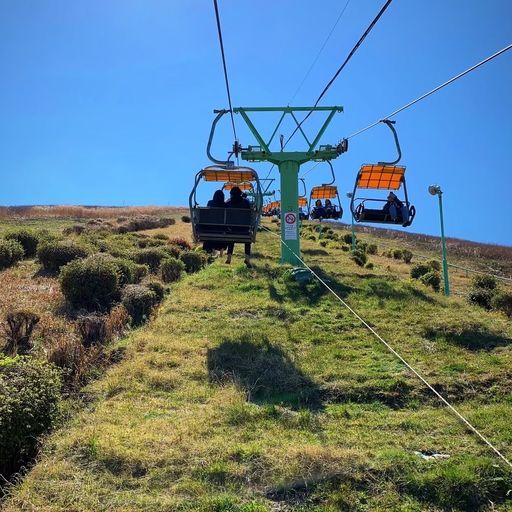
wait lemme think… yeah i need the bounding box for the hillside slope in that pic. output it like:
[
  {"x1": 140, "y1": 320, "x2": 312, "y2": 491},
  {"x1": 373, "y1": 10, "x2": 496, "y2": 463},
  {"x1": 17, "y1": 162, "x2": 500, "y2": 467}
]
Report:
[{"x1": 4, "y1": 220, "x2": 512, "y2": 511}]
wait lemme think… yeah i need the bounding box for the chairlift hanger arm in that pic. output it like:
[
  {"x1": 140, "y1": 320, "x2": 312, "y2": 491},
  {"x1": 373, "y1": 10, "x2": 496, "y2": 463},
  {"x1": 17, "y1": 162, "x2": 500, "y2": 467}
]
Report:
[
  {"x1": 207, "y1": 109, "x2": 235, "y2": 166},
  {"x1": 378, "y1": 119, "x2": 402, "y2": 166}
]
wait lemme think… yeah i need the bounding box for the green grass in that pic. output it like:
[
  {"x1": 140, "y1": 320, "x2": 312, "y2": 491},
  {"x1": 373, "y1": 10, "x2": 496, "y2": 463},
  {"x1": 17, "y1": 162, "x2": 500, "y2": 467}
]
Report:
[{"x1": 3, "y1": 220, "x2": 512, "y2": 511}]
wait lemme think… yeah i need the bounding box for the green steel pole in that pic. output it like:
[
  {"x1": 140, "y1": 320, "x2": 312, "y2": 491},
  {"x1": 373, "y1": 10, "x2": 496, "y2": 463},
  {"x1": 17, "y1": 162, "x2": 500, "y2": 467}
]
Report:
[
  {"x1": 279, "y1": 160, "x2": 301, "y2": 266},
  {"x1": 351, "y1": 214, "x2": 356, "y2": 251},
  {"x1": 438, "y1": 192, "x2": 450, "y2": 296}
]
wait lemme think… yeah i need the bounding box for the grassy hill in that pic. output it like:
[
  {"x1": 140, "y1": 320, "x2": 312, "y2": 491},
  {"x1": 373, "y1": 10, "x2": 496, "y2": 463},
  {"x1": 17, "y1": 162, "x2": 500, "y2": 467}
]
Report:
[{"x1": 2, "y1": 213, "x2": 512, "y2": 511}]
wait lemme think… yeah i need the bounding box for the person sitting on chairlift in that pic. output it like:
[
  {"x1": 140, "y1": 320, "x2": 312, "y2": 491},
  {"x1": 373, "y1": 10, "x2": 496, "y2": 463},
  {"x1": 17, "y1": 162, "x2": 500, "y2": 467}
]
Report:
[
  {"x1": 203, "y1": 189, "x2": 227, "y2": 255},
  {"x1": 383, "y1": 192, "x2": 408, "y2": 223},
  {"x1": 311, "y1": 199, "x2": 327, "y2": 220},
  {"x1": 225, "y1": 186, "x2": 252, "y2": 267},
  {"x1": 324, "y1": 199, "x2": 334, "y2": 219}
]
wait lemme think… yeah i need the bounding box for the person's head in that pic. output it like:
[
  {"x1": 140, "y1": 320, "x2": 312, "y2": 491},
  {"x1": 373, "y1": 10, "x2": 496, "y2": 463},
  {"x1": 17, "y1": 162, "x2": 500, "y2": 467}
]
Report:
[
  {"x1": 230, "y1": 186, "x2": 242, "y2": 199},
  {"x1": 212, "y1": 189, "x2": 224, "y2": 203},
  {"x1": 387, "y1": 191, "x2": 397, "y2": 202},
  {"x1": 315, "y1": 199, "x2": 322, "y2": 207},
  {"x1": 325, "y1": 199, "x2": 332, "y2": 207}
]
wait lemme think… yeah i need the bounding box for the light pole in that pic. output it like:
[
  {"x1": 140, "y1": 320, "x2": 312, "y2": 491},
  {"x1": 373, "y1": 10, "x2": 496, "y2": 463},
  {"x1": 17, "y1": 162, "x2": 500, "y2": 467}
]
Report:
[
  {"x1": 429, "y1": 185, "x2": 450, "y2": 296},
  {"x1": 346, "y1": 192, "x2": 356, "y2": 251}
]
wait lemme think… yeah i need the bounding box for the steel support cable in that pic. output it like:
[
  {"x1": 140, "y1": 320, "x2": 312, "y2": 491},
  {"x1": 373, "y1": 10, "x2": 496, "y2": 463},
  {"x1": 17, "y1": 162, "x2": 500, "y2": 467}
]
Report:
[
  {"x1": 288, "y1": 0, "x2": 352, "y2": 105},
  {"x1": 213, "y1": 0, "x2": 238, "y2": 143},
  {"x1": 284, "y1": 0, "x2": 394, "y2": 149},
  {"x1": 346, "y1": 43, "x2": 512, "y2": 140},
  {"x1": 262, "y1": 0, "x2": 353, "y2": 186},
  {"x1": 260, "y1": 223, "x2": 512, "y2": 469}
]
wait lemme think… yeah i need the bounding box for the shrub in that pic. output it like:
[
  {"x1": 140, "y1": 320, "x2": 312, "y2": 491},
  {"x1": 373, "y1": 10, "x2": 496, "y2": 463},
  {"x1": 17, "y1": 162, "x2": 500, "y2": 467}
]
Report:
[
  {"x1": 181, "y1": 215, "x2": 191, "y2": 223},
  {"x1": 147, "y1": 281, "x2": 167, "y2": 304},
  {"x1": 351, "y1": 249, "x2": 367, "y2": 267},
  {"x1": 76, "y1": 314, "x2": 107, "y2": 346},
  {"x1": 341, "y1": 245, "x2": 350, "y2": 252},
  {"x1": 1, "y1": 311, "x2": 40, "y2": 356},
  {"x1": 491, "y1": 291, "x2": 512, "y2": 317},
  {"x1": 121, "y1": 285, "x2": 157, "y2": 326},
  {"x1": 420, "y1": 270, "x2": 441, "y2": 292},
  {"x1": 137, "y1": 238, "x2": 163, "y2": 248},
  {"x1": 62, "y1": 225, "x2": 85, "y2": 236},
  {"x1": 472, "y1": 274, "x2": 497, "y2": 290},
  {"x1": 0, "y1": 239, "x2": 24, "y2": 270},
  {"x1": 402, "y1": 249, "x2": 413, "y2": 263},
  {"x1": 131, "y1": 248, "x2": 168, "y2": 273},
  {"x1": 169, "y1": 237, "x2": 192, "y2": 251},
  {"x1": 112, "y1": 258, "x2": 148, "y2": 286},
  {"x1": 181, "y1": 251, "x2": 205, "y2": 273},
  {"x1": 319, "y1": 240, "x2": 328, "y2": 247},
  {"x1": 427, "y1": 259, "x2": 441, "y2": 271},
  {"x1": 365, "y1": 262, "x2": 374, "y2": 270},
  {"x1": 163, "y1": 244, "x2": 182, "y2": 259},
  {"x1": 38, "y1": 240, "x2": 90, "y2": 272},
  {"x1": 105, "y1": 305, "x2": 129, "y2": 340},
  {"x1": 467, "y1": 288, "x2": 494, "y2": 310},
  {"x1": 116, "y1": 216, "x2": 175, "y2": 233},
  {"x1": 161, "y1": 257, "x2": 185, "y2": 283},
  {"x1": 60, "y1": 256, "x2": 120, "y2": 311},
  {"x1": 153, "y1": 233, "x2": 170, "y2": 241},
  {"x1": 367, "y1": 244, "x2": 378, "y2": 255},
  {"x1": 0, "y1": 356, "x2": 61, "y2": 478},
  {"x1": 1, "y1": 239, "x2": 25, "y2": 269},
  {"x1": 410, "y1": 263, "x2": 431, "y2": 279},
  {"x1": 357, "y1": 241, "x2": 368, "y2": 253},
  {"x1": 392, "y1": 249, "x2": 403, "y2": 260},
  {"x1": 4, "y1": 230, "x2": 40, "y2": 258},
  {"x1": 343, "y1": 234, "x2": 353, "y2": 244},
  {"x1": 46, "y1": 336, "x2": 103, "y2": 388}
]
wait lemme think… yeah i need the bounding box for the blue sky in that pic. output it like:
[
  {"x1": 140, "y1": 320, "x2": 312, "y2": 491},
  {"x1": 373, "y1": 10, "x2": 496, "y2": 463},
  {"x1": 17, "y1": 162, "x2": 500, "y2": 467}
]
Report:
[{"x1": 0, "y1": 0, "x2": 511, "y2": 245}]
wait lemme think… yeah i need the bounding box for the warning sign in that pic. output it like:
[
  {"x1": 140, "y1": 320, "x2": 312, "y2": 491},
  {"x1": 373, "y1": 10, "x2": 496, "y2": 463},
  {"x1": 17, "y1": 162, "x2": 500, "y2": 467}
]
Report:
[{"x1": 284, "y1": 211, "x2": 297, "y2": 240}]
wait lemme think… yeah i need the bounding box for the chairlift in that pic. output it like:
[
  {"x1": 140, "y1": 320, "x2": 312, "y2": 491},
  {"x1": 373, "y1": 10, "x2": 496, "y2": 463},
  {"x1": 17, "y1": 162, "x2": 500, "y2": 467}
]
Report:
[
  {"x1": 189, "y1": 165, "x2": 262, "y2": 244},
  {"x1": 307, "y1": 161, "x2": 343, "y2": 220},
  {"x1": 350, "y1": 120, "x2": 416, "y2": 227}
]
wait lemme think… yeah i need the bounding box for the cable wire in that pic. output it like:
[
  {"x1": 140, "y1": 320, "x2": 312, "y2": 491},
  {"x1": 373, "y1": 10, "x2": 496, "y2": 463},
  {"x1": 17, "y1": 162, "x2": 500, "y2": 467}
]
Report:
[
  {"x1": 284, "y1": 0, "x2": 394, "y2": 148},
  {"x1": 346, "y1": 43, "x2": 512, "y2": 140},
  {"x1": 213, "y1": 0, "x2": 238, "y2": 142},
  {"x1": 260, "y1": 224, "x2": 512, "y2": 469},
  {"x1": 288, "y1": 0, "x2": 352, "y2": 105}
]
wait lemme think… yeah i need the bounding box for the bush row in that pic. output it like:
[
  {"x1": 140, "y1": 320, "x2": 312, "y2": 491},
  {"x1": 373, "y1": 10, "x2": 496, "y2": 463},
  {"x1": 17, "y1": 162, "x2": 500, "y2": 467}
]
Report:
[{"x1": 467, "y1": 274, "x2": 512, "y2": 317}]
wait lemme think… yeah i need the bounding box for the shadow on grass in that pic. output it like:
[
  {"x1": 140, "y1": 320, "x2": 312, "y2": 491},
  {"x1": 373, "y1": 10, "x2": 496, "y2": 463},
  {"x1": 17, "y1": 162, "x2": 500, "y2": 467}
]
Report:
[
  {"x1": 424, "y1": 325, "x2": 511, "y2": 351},
  {"x1": 207, "y1": 334, "x2": 322, "y2": 409},
  {"x1": 302, "y1": 248, "x2": 329, "y2": 256},
  {"x1": 361, "y1": 279, "x2": 436, "y2": 304},
  {"x1": 308, "y1": 265, "x2": 354, "y2": 300},
  {"x1": 268, "y1": 278, "x2": 327, "y2": 306}
]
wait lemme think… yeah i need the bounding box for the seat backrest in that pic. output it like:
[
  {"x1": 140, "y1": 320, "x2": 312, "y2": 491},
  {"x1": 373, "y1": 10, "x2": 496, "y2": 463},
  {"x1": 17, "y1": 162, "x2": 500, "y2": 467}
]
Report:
[
  {"x1": 225, "y1": 208, "x2": 252, "y2": 226},
  {"x1": 195, "y1": 207, "x2": 253, "y2": 227}
]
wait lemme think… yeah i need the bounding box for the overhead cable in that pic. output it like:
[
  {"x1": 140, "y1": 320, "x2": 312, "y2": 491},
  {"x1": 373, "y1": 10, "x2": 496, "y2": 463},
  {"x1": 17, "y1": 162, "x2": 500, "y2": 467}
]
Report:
[
  {"x1": 213, "y1": 0, "x2": 238, "y2": 142},
  {"x1": 288, "y1": 0, "x2": 352, "y2": 105},
  {"x1": 346, "y1": 43, "x2": 512, "y2": 140},
  {"x1": 284, "y1": 0, "x2": 394, "y2": 148}
]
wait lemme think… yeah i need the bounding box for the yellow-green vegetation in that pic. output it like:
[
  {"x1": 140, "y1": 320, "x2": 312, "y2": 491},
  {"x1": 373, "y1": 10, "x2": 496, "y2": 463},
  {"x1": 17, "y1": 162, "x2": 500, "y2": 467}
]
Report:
[{"x1": 3, "y1": 219, "x2": 512, "y2": 511}]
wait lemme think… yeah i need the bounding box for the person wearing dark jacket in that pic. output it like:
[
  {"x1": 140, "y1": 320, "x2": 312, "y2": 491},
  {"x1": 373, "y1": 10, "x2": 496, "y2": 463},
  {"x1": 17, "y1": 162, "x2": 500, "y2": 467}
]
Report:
[
  {"x1": 225, "y1": 186, "x2": 252, "y2": 267},
  {"x1": 203, "y1": 190, "x2": 227, "y2": 255},
  {"x1": 383, "y1": 191, "x2": 408, "y2": 222}
]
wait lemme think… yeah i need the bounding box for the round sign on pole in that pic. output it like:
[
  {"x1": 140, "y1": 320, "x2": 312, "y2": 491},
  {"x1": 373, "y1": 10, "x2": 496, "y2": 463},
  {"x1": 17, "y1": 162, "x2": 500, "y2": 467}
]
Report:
[{"x1": 284, "y1": 211, "x2": 298, "y2": 240}]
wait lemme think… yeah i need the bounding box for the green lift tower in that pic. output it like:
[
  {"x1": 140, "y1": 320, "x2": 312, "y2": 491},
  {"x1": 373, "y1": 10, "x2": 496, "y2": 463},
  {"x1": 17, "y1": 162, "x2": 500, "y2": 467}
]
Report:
[{"x1": 233, "y1": 106, "x2": 345, "y2": 265}]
